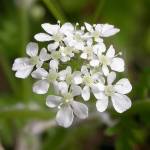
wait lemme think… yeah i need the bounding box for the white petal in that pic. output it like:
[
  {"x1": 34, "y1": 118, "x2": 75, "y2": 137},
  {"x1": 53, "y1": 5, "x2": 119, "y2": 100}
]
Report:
[
  {"x1": 60, "y1": 56, "x2": 70, "y2": 62},
  {"x1": 53, "y1": 81, "x2": 60, "y2": 95},
  {"x1": 95, "y1": 37, "x2": 103, "y2": 43},
  {"x1": 15, "y1": 66, "x2": 33, "y2": 79},
  {"x1": 59, "y1": 70, "x2": 67, "y2": 81},
  {"x1": 73, "y1": 72, "x2": 83, "y2": 85},
  {"x1": 71, "y1": 85, "x2": 81, "y2": 96},
  {"x1": 106, "y1": 45, "x2": 115, "y2": 58},
  {"x1": 56, "y1": 105, "x2": 74, "y2": 128},
  {"x1": 46, "y1": 95, "x2": 62, "y2": 108},
  {"x1": 58, "y1": 82, "x2": 68, "y2": 94},
  {"x1": 107, "y1": 72, "x2": 116, "y2": 85},
  {"x1": 47, "y1": 42, "x2": 59, "y2": 51},
  {"x1": 39, "y1": 48, "x2": 50, "y2": 61},
  {"x1": 31, "y1": 68, "x2": 48, "y2": 79},
  {"x1": 74, "y1": 42, "x2": 84, "y2": 50},
  {"x1": 96, "y1": 97, "x2": 108, "y2": 112},
  {"x1": 12, "y1": 58, "x2": 31, "y2": 71},
  {"x1": 60, "y1": 23, "x2": 74, "y2": 35},
  {"x1": 93, "y1": 43, "x2": 106, "y2": 55},
  {"x1": 110, "y1": 58, "x2": 124, "y2": 72},
  {"x1": 26, "y1": 42, "x2": 38, "y2": 57},
  {"x1": 81, "y1": 65, "x2": 89, "y2": 75},
  {"x1": 87, "y1": 38, "x2": 93, "y2": 46},
  {"x1": 114, "y1": 78, "x2": 132, "y2": 94},
  {"x1": 66, "y1": 66, "x2": 72, "y2": 74},
  {"x1": 100, "y1": 24, "x2": 120, "y2": 37},
  {"x1": 33, "y1": 80, "x2": 49, "y2": 94},
  {"x1": 111, "y1": 93, "x2": 132, "y2": 113},
  {"x1": 34, "y1": 33, "x2": 52, "y2": 41},
  {"x1": 36, "y1": 61, "x2": 43, "y2": 68},
  {"x1": 71, "y1": 101, "x2": 88, "y2": 119},
  {"x1": 80, "y1": 53, "x2": 87, "y2": 59},
  {"x1": 41, "y1": 23, "x2": 60, "y2": 35},
  {"x1": 91, "y1": 84, "x2": 105, "y2": 99},
  {"x1": 90, "y1": 59, "x2": 99, "y2": 67},
  {"x1": 49, "y1": 59, "x2": 59, "y2": 70},
  {"x1": 102, "y1": 65, "x2": 109, "y2": 76},
  {"x1": 81, "y1": 86, "x2": 90, "y2": 101},
  {"x1": 84, "y1": 22, "x2": 93, "y2": 32}
]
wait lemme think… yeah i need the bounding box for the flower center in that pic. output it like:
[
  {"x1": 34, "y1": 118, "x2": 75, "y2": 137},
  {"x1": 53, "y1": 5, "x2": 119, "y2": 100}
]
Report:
[
  {"x1": 92, "y1": 31, "x2": 100, "y2": 38},
  {"x1": 99, "y1": 55, "x2": 110, "y2": 65},
  {"x1": 51, "y1": 51, "x2": 61, "y2": 60},
  {"x1": 66, "y1": 74, "x2": 73, "y2": 84},
  {"x1": 83, "y1": 75, "x2": 93, "y2": 86},
  {"x1": 52, "y1": 33, "x2": 63, "y2": 42},
  {"x1": 104, "y1": 85, "x2": 114, "y2": 96},
  {"x1": 47, "y1": 70, "x2": 58, "y2": 82},
  {"x1": 30, "y1": 56, "x2": 39, "y2": 65},
  {"x1": 74, "y1": 34, "x2": 82, "y2": 42},
  {"x1": 63, "y1": 93, "x2": 73, "y2": 103}
]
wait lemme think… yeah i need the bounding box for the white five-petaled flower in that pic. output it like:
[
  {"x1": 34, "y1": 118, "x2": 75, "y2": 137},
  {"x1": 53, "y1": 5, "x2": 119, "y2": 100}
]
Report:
[
  {"x1": 34, "y1": 22, "x2": 74, "y2": 46},
  {"x1": 59, "y1": 66, "x2": 83, "y2": 85},
  {"x1": 12, "y1": 42, "x2": 50, "y2": 78},
  {"x1": 46, "y1": 82, "x2": 88, "y2": 128},
  {"x1": 80, "y1": 39, "x2": 106, "y2": 60},
  {"x1": 96, "y1": 72, "x2": 132, "y2": 113},
  {"x1": 80, "y1": 65, "x2": 105, "y2": 101},
  {"x1": 64, "y1": 27, "x2": 86, "y2": 50},
  {"x1": 84, "y1": 22, "x2": 120, "y2": 42},
  {"x1": 90, "y1": 45, "x2": 124, "y2": 76},
  {"x1": 31, "y1": 59, "x2": 59, "y2": 94}
]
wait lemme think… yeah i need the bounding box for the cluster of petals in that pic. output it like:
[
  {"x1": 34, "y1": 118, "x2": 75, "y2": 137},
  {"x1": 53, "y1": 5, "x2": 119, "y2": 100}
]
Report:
[{"x1": 12, "y1": 21, "x2": 132, "y2": 127}]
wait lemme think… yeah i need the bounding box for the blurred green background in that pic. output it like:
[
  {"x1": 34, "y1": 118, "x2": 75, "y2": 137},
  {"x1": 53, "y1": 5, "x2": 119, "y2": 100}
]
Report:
[{"x1": 0, "y1": 0, "x2": 150, "y2": 150}]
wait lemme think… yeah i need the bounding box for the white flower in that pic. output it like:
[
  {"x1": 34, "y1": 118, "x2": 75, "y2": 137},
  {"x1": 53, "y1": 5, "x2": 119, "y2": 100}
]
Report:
[
  {"x1": 46, "y1": 82, "x2": 88, "y2": 127},
  {"x1": 96, "y1": 72, "x2": 132, "y2": 113},
  {"x1": 81, "y1": 66, "x2": 105, "y2": 101},
  {"x1": 12, "y1": 42, "x2": 50, "y2": 78},
  {"x1": 84, "y1": 22, "x2": 120, "y2": 42},
  {"x1": 34, "y1": 22, "x2": 74, "y2": 50},
  {"x1": 59, "y1": 66, "x2": 82, "y2": 85},
  {"x1": 64, "y1": 28, "x2": 85, "y2": 50},
  {"x1": 31, "y1": 59, "x2": 59, "y2": 94},
  {"x1": 90, "y1": 45, "x2": 124, "y2": 76},
  {"x1": 59, "y1": 46, "x2": 75, "y2": 62},
  {"x1": 80, "y1": 39, "x2": 106, "y2": 60}
]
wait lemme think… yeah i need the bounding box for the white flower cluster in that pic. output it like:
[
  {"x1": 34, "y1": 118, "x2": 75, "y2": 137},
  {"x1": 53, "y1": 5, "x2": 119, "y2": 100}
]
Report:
[{"x1": 12, "y1": 21, "x2": 132, "y2": 128}]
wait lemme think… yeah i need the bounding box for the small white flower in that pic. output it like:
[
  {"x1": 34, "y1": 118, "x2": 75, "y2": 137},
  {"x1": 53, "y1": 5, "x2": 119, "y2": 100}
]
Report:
[
  {"x1": 81, "y1": 65, "x2": 105, "y2": 101},
  {"x1": 96, "y1": 72, "x2": 132, "y2": 113},
  {"x1": 59, "y1": 46, "x2": 75, "y2": 62},
  {"x1": 64, "y1": 29, "x2": 85, "y2": 50},
  {"x1": 80, "y1": 39, "x2": 106, "y2": 60},
  {"x1": 46, "y1": 82, "x2": 88, "y2": 128},
  {"x1": 90, "y1": 45, "x2": 124, "y2": 76},
  {"x1": 31, "y1": 60, "x2": 59, "y2": 94},
  {"x1": 84, "y1": 22, "x2": 120, "y2": 42},
  {"x1": 34, "y1": 22, "x2": 74, "y2": 50},
  {"x1": 59, "y1": 66, "x2": 82, "y2": 85},
  {"x1": 12, "y1": 42, "x2": 50, "y2": 78}
]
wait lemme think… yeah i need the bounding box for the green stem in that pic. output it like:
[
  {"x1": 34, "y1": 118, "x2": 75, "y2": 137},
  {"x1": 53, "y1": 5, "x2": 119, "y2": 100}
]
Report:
[
  {"x1": 42, "y1": 0, "x2": 67, "y2": 23},
  {"x1": 93, "y1": 0, "x2": 105, "y2": 23},
  {"x1": 19, "y1": 7, "x2": 31, "y2": 101}
]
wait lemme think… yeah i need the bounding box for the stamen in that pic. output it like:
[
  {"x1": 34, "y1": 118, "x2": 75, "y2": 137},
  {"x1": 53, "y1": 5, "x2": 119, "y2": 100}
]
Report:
[{"x1": 115, "y1": 52, "x2": 122, "y2": 57}]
